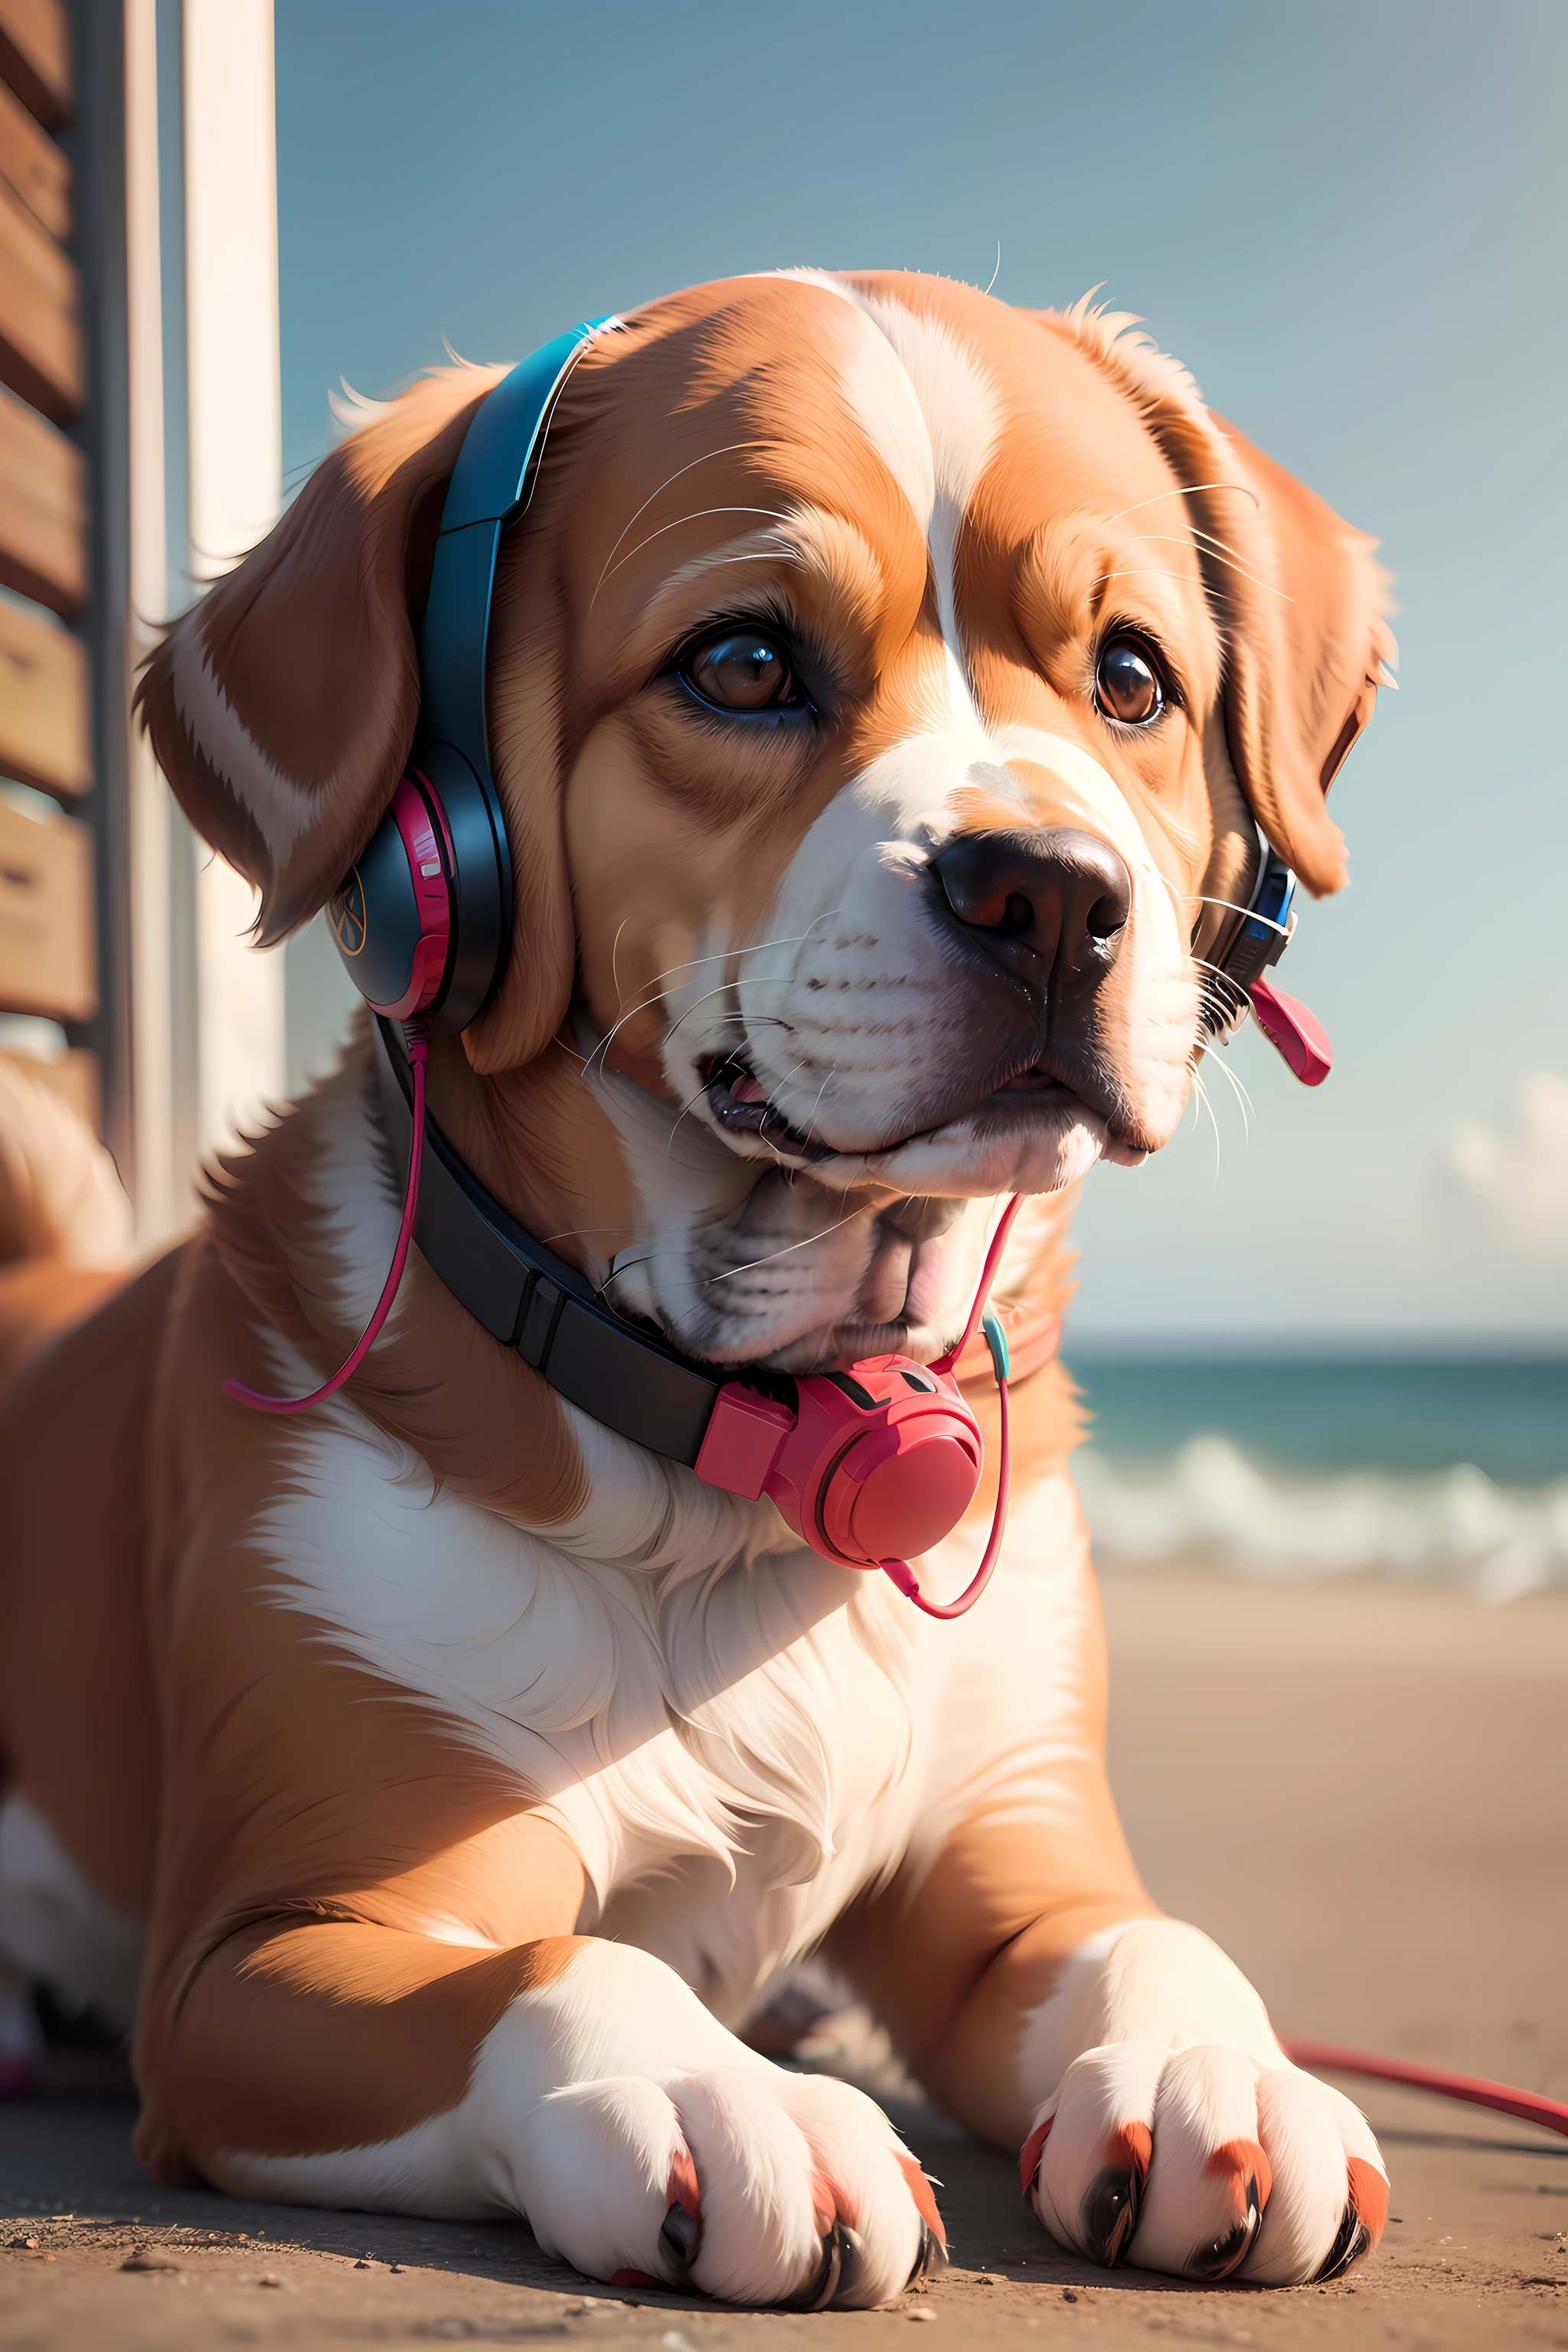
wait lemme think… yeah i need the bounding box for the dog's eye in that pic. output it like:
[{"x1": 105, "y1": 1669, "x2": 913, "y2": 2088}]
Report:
[
  {"x1": 1094, "y1": 637, "x2": 1165, "y2": 726},
  {"x1": 684, "y1": 632, "x2": 797, "y2": 713}
]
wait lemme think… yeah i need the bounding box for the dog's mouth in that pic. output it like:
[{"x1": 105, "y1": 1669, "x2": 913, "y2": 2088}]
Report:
[
  {"x1": 702, "y1": 1049, "x2": 1094, "y2": 1168},
  {"x1": 704, "y1": 1056, "x2": 837, "y2": 1161}
]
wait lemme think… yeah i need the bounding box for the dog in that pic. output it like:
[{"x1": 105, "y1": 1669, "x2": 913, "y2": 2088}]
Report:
[{"x1": 0, "y1": 271, "x2": 1393, "y2": 2306}]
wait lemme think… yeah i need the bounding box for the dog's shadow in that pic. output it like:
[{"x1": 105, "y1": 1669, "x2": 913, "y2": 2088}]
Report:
[{"x1": 1, "y1": 2066, "x2": 1443, "y2": 2314}]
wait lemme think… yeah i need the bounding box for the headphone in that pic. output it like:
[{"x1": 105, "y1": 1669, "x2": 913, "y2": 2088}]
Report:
[
  {"x1": 1204, "y1": 841, "x2": 1333, "y2": 1086},
  {"x1": 324, "y1": 324, "x2": 609, "y2": 1034},
  {"x1": 234, "y1": 319, "x2": 1328, "y2": 1615}
]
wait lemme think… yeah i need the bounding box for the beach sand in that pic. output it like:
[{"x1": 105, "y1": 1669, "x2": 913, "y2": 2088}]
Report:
[{"x1": 2, "y1": 1568, "x2": 1565, "y2": 2347}]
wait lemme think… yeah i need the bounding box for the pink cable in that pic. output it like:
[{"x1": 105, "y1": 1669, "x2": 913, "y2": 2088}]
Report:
[
  {"x1": 1282, "y1": 2038, "x2": 1568, "y2": 2141},
  {"x1": 224, "y1": 1024, "x2": 430, "y2": 1416},
  {"x1": 883, "y1": 1360, "x2": 1011, "y2": 1621},
  {"x1": 884, "y1": 1193, "x2": 1024, "y2": 1620},
  {"x1": 932, "y1": 1194, "x2": 1027, "y2": 1376}
]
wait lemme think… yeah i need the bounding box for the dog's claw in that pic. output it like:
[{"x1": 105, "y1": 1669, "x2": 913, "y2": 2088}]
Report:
[
  {"x1": 658, "y1": 2197, "x2": 701, "y2": 2279},
  {"x1": 784, "y1": 2220, "x2": 845, "y2": 2311},
  {"x1": 1080, "y1": 2163, "x2": 1142, "y2": 2268},
  {"x1": 1187, "y1": 2172, "x2": 1263, "y2": 2280},
  {"x1": 1313, "y1": 2204, "x2": 1372, "y2": 2283},
  {"x1": 1018, "y1": 2113, "x2": 1053, "y2": 2197},
  {"x1": 905, "y1": 2213, "x2": 949, "y2": 2289}
]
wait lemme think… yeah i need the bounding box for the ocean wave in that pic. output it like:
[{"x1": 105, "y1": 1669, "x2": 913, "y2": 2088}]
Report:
[{"x1": 1074, "y1": 1436, "x2": 1568, "y2": 1600}]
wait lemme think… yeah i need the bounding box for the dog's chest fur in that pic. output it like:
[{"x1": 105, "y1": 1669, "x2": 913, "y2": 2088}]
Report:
[
  {"x1": 252, "y1": 1390, "x2": 939, "y2": 2020},
  {"x1": 221, "y1": 1045, "x2": 1089, "y2": 2030}
]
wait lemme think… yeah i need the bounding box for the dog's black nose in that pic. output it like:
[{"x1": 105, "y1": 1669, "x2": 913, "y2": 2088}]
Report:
[{"x1": 933, "y1": 827, "x2": 1132, "y2": 975}]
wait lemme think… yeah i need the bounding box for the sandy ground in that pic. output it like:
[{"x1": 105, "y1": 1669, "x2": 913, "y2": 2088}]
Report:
[{"x1": 3, "y1": 1568, "x2": 1566, "y2": 2350}]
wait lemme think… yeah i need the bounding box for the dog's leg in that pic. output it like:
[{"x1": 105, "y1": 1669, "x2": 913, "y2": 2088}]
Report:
[
  {"x1": 1011, "y1": 1922, "x2": 1387, "y2": 2286},
  {"x1": 137, "y1": 1906, "x2": 940, "y2": 2308},
  {"x1": 126, "y1": 1279, "x2": 940, "y2": 2314},
  {"x1": 830, "y1": 1472, "x2": 1387, "y2": 2288}
]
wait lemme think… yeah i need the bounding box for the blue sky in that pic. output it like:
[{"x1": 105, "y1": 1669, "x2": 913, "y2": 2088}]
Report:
[{"x1": 263, "y1": 0, "x2": 1568, "y2": 1341}]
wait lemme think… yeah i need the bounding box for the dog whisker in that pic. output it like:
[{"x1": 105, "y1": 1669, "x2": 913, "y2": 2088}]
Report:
[
  {"x1": 1202, "y1": 1046, "x2": 1255, "y2": 1136},
  {"x1": 1091, "y1": 547, "x2": 1292, "y2": 604},
  {"x1": 1179, "y1": 891, "x2": 1290, "y2": 937},
  {"x1": 580, "y1": 918, "x2": 841, "y2": 1081},
  {"x1": 1102, "y1": 480, "x2": 1262, "y2": 524},
  {"x1": 584, "y1": 923, "x2": 846, "y2": 1086},
  {"x1": 599, "y1": 1248, "x2": 659, "y2": 1294},
  {"x1": 1125, "y1": 526, "x2": 1272, "y2": 577},
  {"x1": 668, "y1": 1077, "x2": 720, "y2": 1158},
  {"x1": 674, "y1": 547, "x2": 805, "y2": 574},
  {"x1": 634, "y1": 926, "x2": 828, "y2": 1002},
  {"x1": 793, "y1": 1060, "x2": 841, "y2": 1145},
  {"x1": 590, "y1": 439, "x2": 773, "y2": 603},
  {"x1": 596, "y1": 506, "x2": 805, "y2": 597},
  {"x1": 659, "y1": 982, "x2": 797, "y2": 1057},
  {"x1": 1187, "y1": 952, "x2": 1253, "y2": 1040},
  {"x1": 609, "y1": 916, "x2": 630, "y2": 1014},
  {"x1": 1187, "y1": 1063, "x2": 1223, "y2": 1181},
  {"x1": 705, "y1": 1204, "x2": 868, "y2": 1285}
]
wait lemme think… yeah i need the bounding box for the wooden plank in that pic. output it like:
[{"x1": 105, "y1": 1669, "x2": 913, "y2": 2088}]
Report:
[
  {"x1": 0, "y1": 0, "x2": 70, "y2": 130},
  {"x1": 0, "y1": 789, "x2": 95, "y2": 1020},
  {"x1": 0, "y1": 167, "x2": 78, "y2": 419},
  {"x1": 0, "y1": 388, "x2": 84, "y2": 611},
  {"x1": 0, "y1": 71, "x2": 67, "y2": 237},
  {"x1": 0, "y1": 595, "x2": 89, "y2": 799},
  {"x1": 0, "y1": 1041, "x2": 96, "y2": 1127}
]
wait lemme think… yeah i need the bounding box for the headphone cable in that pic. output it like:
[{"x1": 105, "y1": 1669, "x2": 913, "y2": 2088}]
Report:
[
  {"x1": 224, "y1": 1021, "x2": 430, "y2": 1416},
  {"x1": 882, "y1": 1194, "x2": 1027, "y2": 1620}
]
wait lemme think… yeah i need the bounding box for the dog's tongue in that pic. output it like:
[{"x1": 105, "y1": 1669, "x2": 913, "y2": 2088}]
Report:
[{"x1": 1250, "y1": 976, "x2": 1332, "y2": 1087}]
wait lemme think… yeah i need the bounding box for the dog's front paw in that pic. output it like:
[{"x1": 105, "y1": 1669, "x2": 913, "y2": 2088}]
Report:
[
  {"x1": 519, "y1": 2063, "x2": 942, "y2": 2308},
  {"x1": 1021, "y1": 2043, "x2": 1387, "y2": 2285}
]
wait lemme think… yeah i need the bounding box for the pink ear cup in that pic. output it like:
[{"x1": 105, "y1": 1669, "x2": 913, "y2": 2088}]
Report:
[
  {"x1": 778, "y1": 1364, "x2": 985, "y2": 1567},
  {"x1": 696, "y1": 1198, "x2": 1027, "y2": 1615},
  {"x1": 1250, "y1": 975, "x2": 1332, "y2": 1086},
  {"x1": 375, "y1": 773, "x2": 454, "y2": 1021},
  {"x1": 696, "y1": 1360, "x2": 984, "y2": 1568}
]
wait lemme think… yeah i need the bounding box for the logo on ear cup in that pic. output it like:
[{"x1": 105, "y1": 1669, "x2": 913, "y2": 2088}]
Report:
[{"x1": 329, "y1": 870, "x2": 367, "y2": 957}]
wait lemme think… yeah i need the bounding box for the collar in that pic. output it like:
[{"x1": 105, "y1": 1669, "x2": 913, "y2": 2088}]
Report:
[
  {"x1": 373, "y1": 1018, "x2": 1060, "y2": 1446},
  {"x1": 373, "y1": 1016, "x2": 727, "y2": 1465}
]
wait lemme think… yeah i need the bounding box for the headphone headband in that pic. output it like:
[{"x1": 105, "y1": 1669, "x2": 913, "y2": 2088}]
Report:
[{"x1": 420, "y1": 321, "x2": 612, "y2": 771}]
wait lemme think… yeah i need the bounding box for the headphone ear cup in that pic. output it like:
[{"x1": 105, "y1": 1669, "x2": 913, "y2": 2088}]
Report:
[
  {"x1": 328, "y1": 772, "x2": 455, "y2": 1021},
  {"x1": 748, "y1": 1365, "x2": 984, "y2": 1566},
  {"x1": 412, "y1": 742, "x2": 513, "y2": 1034}
]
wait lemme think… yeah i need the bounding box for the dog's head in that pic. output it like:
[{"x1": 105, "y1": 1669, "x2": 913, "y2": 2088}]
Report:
[{"x1": 140, "y1": 273, "x2": 1390, "y2": 1372}]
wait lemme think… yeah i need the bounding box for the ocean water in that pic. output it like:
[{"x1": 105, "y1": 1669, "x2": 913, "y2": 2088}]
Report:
[{"x1": 1064, "y1": 1357, "x2": 1568, "y2": 1599}]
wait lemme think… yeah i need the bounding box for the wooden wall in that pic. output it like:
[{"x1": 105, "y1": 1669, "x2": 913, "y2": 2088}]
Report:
[{"x1": 0, "y1": 0, "x2": 98, "y2": 1119}]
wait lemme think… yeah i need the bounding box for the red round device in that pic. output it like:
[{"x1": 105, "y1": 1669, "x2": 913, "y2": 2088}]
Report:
[
  {"x1": 694, "y1": 1199, "x2": 1025, "y2": 1617},
  {"x1": 763, "y1": 1361, "x2": 985, "y2": 1568}
]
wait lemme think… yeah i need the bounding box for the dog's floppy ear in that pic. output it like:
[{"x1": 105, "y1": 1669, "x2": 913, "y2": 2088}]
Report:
[
  {"x1": 136, "y1": 364, "x2": 505, "y2": 948},
  {"x1": 1197, "y1": 410, "x2": 1394, "y2": 897},
  {"x1": 1036, "y1": 302, "x2": 1394, "y2": 897}
]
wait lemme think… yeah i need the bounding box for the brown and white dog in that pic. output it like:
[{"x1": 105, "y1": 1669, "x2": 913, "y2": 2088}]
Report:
[{"x1": 0, "y1": 271, "x2": 1393, "y2": 2305}]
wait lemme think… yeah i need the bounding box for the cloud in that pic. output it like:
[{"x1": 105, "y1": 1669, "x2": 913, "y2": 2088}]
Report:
[{"x1": 1449, "y1": 1073, "x2": 1568, "y2": 1262}]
